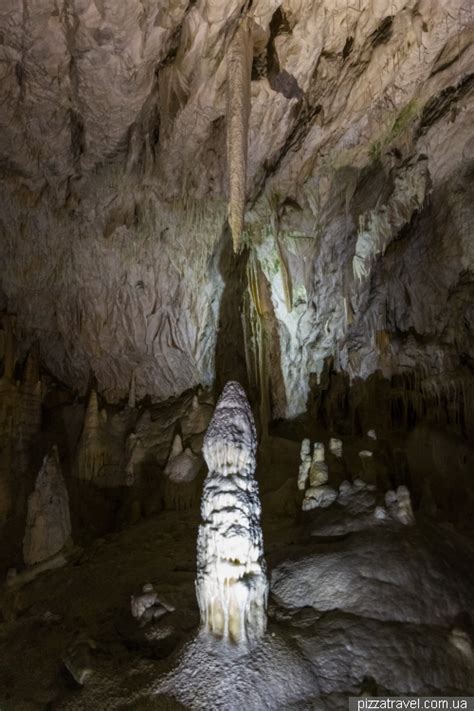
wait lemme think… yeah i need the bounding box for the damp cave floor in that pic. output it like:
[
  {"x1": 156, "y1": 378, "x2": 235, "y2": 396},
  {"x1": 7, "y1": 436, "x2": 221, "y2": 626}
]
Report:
[
  {"x1": 0, "y1": 503, "x2": 303, "y2": 710},
  {"x1": 1, "y1": 455, "x2": 473, "y2": 710}
]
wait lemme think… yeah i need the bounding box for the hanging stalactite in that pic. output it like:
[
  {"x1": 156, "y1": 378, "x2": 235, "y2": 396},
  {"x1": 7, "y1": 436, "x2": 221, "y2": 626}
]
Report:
[{"x1": 226, "y1": 17, "x2": 252, "y2": 253}]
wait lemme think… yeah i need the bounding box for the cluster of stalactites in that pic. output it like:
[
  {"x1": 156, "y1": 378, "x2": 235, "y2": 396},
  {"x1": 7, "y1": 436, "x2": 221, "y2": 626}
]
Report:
[
  {"x1": 196, "y1": 381, "x2": 268, "y2": 644},
  {"x1": 0, "y1": 319, "x2": 42, "y2": 439}
]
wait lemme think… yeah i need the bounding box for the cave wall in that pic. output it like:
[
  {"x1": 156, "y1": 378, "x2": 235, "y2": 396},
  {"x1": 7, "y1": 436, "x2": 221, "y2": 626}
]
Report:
[{"x1": 0, "y1": 0, "x2": 472, "y2": 420}]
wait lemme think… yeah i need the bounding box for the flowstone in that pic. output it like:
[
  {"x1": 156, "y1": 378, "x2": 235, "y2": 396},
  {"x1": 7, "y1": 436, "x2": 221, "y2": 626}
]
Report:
[{"x1": 196, "y1": 381, "x2": 268, "y2": 643}]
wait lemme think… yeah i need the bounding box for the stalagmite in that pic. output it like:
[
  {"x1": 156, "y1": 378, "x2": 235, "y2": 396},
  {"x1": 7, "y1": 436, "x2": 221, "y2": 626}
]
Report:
[
  {"x1": 302, "y1": 441, "x2": 337, "y2": 510},
  {"x1": 309, "y1": 443, "x2": 328, "y2": 487},
  {"x1": 162, "y1": 432, "x2": 202, "y2": 510},
  {"x1": 394, "y1": 485, "x2": 415, "y2": 525},
  {"x1": 131, "y1": 583, "x2": 175, "y2": 627},
  {"x1": 297, "y1": 438, "x2": 311, "y2": 490},
  {"x1": 226, "y1": 18, "x2": 252, "y2": 253},
  {"x1": 329, "y1": 437, "x2": 343, "y2": 458},
  {"x1": 23, "y1": 446, "x2": 72, "y2": 566},
  {"x1": 169, "y1": 433, "x2": 183, "y2": 459},
  {"x1": 76, "y1": 389, "x2": 108, "y2": 481},
  {"x1": 180, "y1": 394, "x2": 213, "y2": 440},
  {"x1": 196, "y1": 381, "x2": 268, "y2": 643},
  {"x1": 385, "y1": 486, "x2": 415, "y2": 526},
  {"x1": 164, "y1": 446, "x2": 200, "y2": 484},
  {"x1": 124, "y1": 433, "x2": 145, "y2": 486}
]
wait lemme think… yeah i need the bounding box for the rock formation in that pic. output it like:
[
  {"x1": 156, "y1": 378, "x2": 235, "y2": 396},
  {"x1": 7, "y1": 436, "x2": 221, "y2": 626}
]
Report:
[
  {"x1": 23, "y1": 446, "x2": 72, "y2": 566},
  {"x1": 164, "y1": 437, "x2": 201, "y2": 484},
  {"x1": 385, "y1": 485, "x2": 415, "y2": 526},
  {"x1": 162, "y1": 433, "x2": 202, "y2": 511},
  {"x1": 300, "y1": 441, "x2": 337, "y2": 511},
  {"x1": 131, "y1": 583, "x2": 175, "y2": 627},
  {"x1": 75, "y1": 390, "x2": 110, "y2": 482},
  {"x1": 196, "y1": 381, "x2": 268, "y2": 643},
  {"x1": 297, "y1": 438, "x2": 311, "y2": 491},
  {"x1": 0, "y1": 2, "x2": 471, "y2": 706},
  {"x1": 329, "y1": 438, "x2": 343, "y2": 458},
  {"x1": 0, "y1": 0, "x2": 470, "y2": 426},
  {"x1": 226, "y1": 18, "x2": 253, "y2": 253}
]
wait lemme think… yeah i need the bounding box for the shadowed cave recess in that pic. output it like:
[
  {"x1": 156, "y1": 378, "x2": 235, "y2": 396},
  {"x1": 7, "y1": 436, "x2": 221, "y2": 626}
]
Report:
[{"x1": 0, "y1": 0, "x2": 473, "y2": 708}]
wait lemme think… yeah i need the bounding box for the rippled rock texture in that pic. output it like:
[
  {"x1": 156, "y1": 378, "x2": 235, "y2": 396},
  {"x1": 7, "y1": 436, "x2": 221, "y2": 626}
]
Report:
[{"x1": 0, "y1": 0, "x2": 472, "y2": 421}]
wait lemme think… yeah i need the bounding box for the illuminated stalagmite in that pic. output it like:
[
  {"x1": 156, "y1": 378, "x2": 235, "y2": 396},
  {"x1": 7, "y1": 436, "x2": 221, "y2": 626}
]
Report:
[{"x1": 196, "y1": 381, "x2": 268, "y2": 643}]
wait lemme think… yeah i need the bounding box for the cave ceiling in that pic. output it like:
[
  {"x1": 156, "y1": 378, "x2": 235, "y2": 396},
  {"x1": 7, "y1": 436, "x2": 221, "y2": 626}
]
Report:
[{"x1": 0, "y1": 0, "x2": 472, "y2": 416}]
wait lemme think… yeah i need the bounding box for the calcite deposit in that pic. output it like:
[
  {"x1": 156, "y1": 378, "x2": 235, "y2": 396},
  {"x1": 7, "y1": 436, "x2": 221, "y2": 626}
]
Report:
[
  {"x1": 0, "y1": 1, "x2": 472, "y2": 708},
  {"x1": 23, "y1": 447, "x2": 72, "y2": 566},
  {"x1": 196, "y1": 381, "x2": 268, "y2": 643},
  {"x1": 0, "y1": 0, "x2": 471, "y2": 427}
]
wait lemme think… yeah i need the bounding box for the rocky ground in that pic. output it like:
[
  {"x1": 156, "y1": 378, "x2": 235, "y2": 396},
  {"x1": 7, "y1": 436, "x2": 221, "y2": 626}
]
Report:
[{"x1": 1, "y1": 432, "x2": 473, "y2": 710}]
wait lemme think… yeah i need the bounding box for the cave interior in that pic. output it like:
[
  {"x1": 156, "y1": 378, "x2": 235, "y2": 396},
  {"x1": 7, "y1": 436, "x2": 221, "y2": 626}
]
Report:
[{"x1": 0, "y1": 0, "x2": 473, "y2": 708}]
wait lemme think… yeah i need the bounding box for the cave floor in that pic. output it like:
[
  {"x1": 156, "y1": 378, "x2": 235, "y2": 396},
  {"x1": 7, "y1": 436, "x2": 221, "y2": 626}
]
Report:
[
  {"x1": 0, "y1": 502, "x2": 301, "y2": 710},
  {"x1": 1, "y1": 443, "x2": 473, "y2": 710}
]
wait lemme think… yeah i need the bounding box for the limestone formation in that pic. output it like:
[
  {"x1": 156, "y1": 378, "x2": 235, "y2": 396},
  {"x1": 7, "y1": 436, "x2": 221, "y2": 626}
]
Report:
[
  {"x1": 131, "y1": 583, "x2": 175, "y2": 628},
  {"x1": 164, "y1": 446, "x2": 200, "y2": 485},
  {"x1": 449, "y1": 628, "x2": 472, "y2": 659},
  {"x1": 75, "y1": 390, "x2": 109, "y2": 482},
  {"x1": 124, "y1": 433, "x2": 146, "y2": 487},
  {"x1": 162, "y1": 432, "x2": 202, "y2": 510},
  {"x1": 329, "y1": 438, "x2": 343, "y2": 458},
  {"x1": 196, "y1": 381, "x2": 268, "y2": 643},
  {"x1": 0, "y1": 334, "x2": 42, "y2": 524},
  {"x1": 302, "y1": 486, "x2": 338, "y2": 511},
  {"x1": 0, "y1": 1, "x2": 472, "y2": 705},
  {"x1": 226, "y1": 18, "x2": 252, "y2": 253},
  {"x1": 309, "y1": 443, "x2": 329, "y2": 487},
  {"x1": 168, "y1": 433, "x2": 184, "y2": 461},
  {"x1": 62, "y1": 638, "x2": 95, "y2": 687},
  {"x1": 0, "y1": 2, "x2": 471, "y2": 421},
  {"x1": 358, "y1": 450, "x2": 378, "y2": 486},
  {"x1": 385, "y1": 486, "x2": 415, "y2": 526},
  {"x1": 302, "y1": 441, "x2": 337, "y2": 511},
  {"x1": 23, "y1": 446, "x2": 72, "y2": 567},
  {"x1": 297, "y1": 439, "x2": 311, "y2": 491},
  {"x1": 180, "y1": 395, "x2": 213, "y2": 441}
]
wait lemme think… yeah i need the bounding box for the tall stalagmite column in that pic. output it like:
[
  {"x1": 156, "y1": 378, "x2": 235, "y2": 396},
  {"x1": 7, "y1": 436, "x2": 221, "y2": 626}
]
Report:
[{"x1": 196, "y1": 381, "x2": 268, "y2": 643}]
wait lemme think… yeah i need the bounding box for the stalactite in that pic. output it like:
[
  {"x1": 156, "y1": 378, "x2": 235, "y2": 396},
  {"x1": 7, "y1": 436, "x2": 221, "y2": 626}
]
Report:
[
  {"x1": 387, "y1": 369, "x2": 472, "y2": 432},
  {"x1": 128, "y1": 370, "x2": 136, "y2": 409},
  {"x1": 226, "y1": 18, "x2": 252, "y2": 253},
  {"x1": 276, "y1": 235, "x2": 293, "y2": 313},
  {"x1": 246, "y1": 253, "x2": 269, "y2": 436}
]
